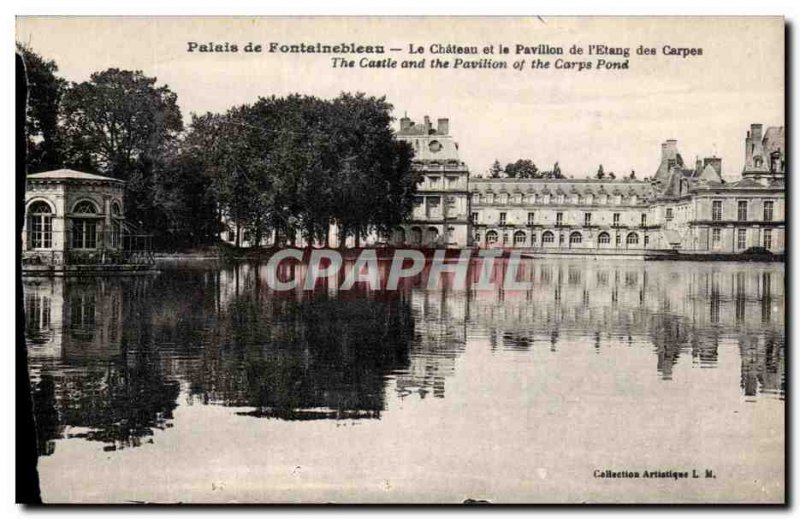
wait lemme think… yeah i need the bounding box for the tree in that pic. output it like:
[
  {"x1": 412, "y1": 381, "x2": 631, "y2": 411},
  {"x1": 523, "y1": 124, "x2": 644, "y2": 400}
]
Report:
[
  {"x1": 197, "y1": 93, "x2": 417, "y2": 249},
  {"x1": 552, "y1": 162, "x2": 563, "y2": 179},
  {"x1": 609, "y1": 172, "x2": 616, "y2": 180},
  {"x1": 505, "y1": 159, "x2": 539, "y2": 179},
  {"x1": 596, "y1": 164, "x2": 605, "y2": 179},
  {"x1": 17, "y1": 43, "x2": 67, "y2": 174},
  {"x1": 629, "y1": 170, "x2": 636, "y2": 180},
  {"x1": 61, "y1": 69, "x2": 183, "y2": 228},
  {"x1": 488, "y1": 160, "x2": 503, "y2": 178}
]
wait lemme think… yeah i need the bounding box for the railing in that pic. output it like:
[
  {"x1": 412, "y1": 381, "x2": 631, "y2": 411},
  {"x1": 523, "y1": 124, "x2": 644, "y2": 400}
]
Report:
[{"x1": 22, "y1": 230, "x2": 155, "y2": 266}]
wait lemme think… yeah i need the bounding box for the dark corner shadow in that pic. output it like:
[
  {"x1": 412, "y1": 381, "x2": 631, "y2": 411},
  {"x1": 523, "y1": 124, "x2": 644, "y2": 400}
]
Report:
[{"x1": 17, "y1": 49, "x2": 43, "y2": 505}]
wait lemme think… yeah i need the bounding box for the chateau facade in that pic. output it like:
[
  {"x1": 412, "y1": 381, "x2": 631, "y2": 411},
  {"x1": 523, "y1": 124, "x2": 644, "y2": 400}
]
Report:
[
  {"x1": 441, "y1": 119, "x2": 785, "y2": 255},
  {"x1": 392, "y1": 115, "x2": 471, "y2": 247}
]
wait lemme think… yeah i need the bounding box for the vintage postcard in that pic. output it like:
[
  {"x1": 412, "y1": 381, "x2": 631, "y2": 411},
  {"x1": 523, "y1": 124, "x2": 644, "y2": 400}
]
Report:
[{"x1": 16, "y1": 16, "x2": 785, "y2": 504}]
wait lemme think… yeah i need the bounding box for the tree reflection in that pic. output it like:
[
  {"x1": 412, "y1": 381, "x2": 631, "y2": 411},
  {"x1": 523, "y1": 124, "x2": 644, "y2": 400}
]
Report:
[{"x1": 188, "y1": 285, "x2": 414, "y2": 420}]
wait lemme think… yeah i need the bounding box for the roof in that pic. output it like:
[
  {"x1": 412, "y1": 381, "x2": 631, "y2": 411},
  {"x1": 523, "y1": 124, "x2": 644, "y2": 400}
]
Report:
[
  {"x1": 469, "y1": 178, "x2": 655, "y2": 198},
  {"x1": 27, "y1": 169, "x2": 124, "y2": 183}
]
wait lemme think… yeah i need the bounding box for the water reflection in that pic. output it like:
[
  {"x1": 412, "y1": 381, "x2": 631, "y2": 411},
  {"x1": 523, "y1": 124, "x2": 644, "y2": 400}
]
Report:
[{"x1": 24, "y1": 259, "x2": 784, "y2": 457}]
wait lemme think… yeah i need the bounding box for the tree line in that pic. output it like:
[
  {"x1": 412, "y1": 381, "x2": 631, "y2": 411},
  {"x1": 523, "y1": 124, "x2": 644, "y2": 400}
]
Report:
[{"x1": 18, "y1": 43, "x2": 418, "y2": 249}]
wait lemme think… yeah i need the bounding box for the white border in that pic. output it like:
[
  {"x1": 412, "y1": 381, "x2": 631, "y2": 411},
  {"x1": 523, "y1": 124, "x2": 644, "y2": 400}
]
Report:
[{"x1": 3, "y1": 2, "x2": 797, "y2": 518}]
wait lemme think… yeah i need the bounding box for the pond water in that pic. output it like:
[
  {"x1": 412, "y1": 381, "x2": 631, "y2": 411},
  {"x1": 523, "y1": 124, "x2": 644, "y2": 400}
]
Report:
[{"x1": 24, "y1": 258, "x2": 785, "y2": 503}]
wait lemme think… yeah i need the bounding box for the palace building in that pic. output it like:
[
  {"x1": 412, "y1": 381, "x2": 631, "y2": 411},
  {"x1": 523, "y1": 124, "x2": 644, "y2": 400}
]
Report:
[
  {"x1": 392, "y1": 115, "x2": 471, "y2": 248},
  {"x1": 465, "y1": 122, "x2": 785, "y2": 255}
]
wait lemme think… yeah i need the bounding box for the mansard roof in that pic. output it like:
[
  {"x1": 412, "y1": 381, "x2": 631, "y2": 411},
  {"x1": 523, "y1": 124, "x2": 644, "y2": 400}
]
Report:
[{"x1": 469, "y1": 178, "x2": 655, "y2": 198}]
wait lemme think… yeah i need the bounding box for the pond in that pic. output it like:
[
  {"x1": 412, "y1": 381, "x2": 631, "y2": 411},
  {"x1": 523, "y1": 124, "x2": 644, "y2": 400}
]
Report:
[{"x1": 24, "y1": 258, "x2": 785, "y2": 503}]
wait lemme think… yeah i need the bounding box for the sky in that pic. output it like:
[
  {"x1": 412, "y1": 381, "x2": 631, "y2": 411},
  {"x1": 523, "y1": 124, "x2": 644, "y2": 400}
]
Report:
[{"x1": 16, "y1": 16, "x2": 784, "y2": 179}]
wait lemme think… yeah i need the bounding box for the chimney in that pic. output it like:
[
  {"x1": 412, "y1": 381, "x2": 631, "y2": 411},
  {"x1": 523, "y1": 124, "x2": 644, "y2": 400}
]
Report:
[
  {"x1": 704, "y1": 157, "x2": 722, "y2": 176},
  {"x1": 437, "y1": 118, "x2": 449, "y2": 135},
  {"x1": 661, "y1": 139, "x2": 678, "y2": 161},
  {"x1": 695, "y1": 157, "x2": 703, "y2": 174},
  {"x1": 423, "y1": 115, "x2": 431, "y2": 134},
  {"x1": 750, "y1": 123, "x2": 763, "y2": 142}
]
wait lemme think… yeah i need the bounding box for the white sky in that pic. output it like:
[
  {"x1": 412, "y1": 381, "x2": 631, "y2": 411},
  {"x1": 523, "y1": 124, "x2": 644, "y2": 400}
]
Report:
[{"x1": 16, "y1": 16, "x2": 784, "y2": 179}]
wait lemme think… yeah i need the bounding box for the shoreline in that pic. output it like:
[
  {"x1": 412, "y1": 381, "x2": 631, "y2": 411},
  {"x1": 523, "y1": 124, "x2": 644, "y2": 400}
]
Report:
[{"x1": 151, "y1": 245, "x2": 785, "y2": 263}]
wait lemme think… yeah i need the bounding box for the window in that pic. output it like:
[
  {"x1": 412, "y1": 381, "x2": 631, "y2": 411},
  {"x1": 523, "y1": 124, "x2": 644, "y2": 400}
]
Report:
[
  {"x1": 615, "y1": 234, "x2": 621, "y2": 247},
  {"x1": 542, "y1": 231, "x2": 555, "y2": 244},
  {"x1": 411, "y1": 227, "x2": 423, "y2": 245},
  {"x1": 513, "y1": 231, "x2": 526, "y2": 246},
  {"x1": 644, "y1": 235, "x2": 649, "y2": 246},
  {"x1": 71, "y1": 201, "x2": 98, "y2": 250},
  {"x1": 72, "y1": 219, "x2": 97, "y2": 249},
  {"x1": 528, "y1": 212, "x2": 535, "y2": 225},
  {"x1": 111, "y1": 222, "x2": 121, "y2": 248},
  {"x1": 27, "y1": 201, "x2": 53, "y2": 249},
  {"x1": 499, "y1": 212, "x2": 507, "y2": 225},
  {"x1": 711, "y1": 201, "x2": 722, "y2": 221},
  {"x1": 712, "y1": 228, "x2": 721, "y2": 247},
  {"x1": 764, "y1": 201, "x2": 774, "y2": 222},
  {"x1": 598, "y1": 232, "x2": 610, "y2": 244},
  {"x1": 569, "y1": 232, "x2": 582, "y2": 245},
  {"x1": 556, "y1": 212, "x2": 563, "y2": 226},
  {"x1": 770, "y1": 152, "x2": 781, "y2": 173},
  {"x1": 426, "y1": 197, "x2": 441, "y2": 217},
  {"x1": 111, "y1": 201, "x2": 122, "y2": 249},
  {"x1": 73, "y1": 201, "x2": 97, "y2": 214},
  {"x1": 584, "y1": 213, "x2": 592, "y2": 226},
  {"x1": 502, "y1": 233, "x2": 509, "y2": 245},
  {"x1": 486, "y1": 230, "x2": 498, "y2": 245},
  {"x1": 471, "y1": 212, "x2": 479, "y2": 223},
  {"x1": 626, "y1": 232, "x2": 639, "y2": 246},
  {"x1": 414, "y1": 196, "x2": 424, "y2": 207},
  {"x1": 613, "y1": 213, "x2": 620, "y2": 226},
  {"x1": 666, "y1": 207, "x2": 674, "y2": 221},
  {"x1": 764, "y1": 229, "x2": 773, "y2": 250},
  {"x1": 641, "y1": 213, "x2": 647, "y2": 227},
  {"x1": 737, "y1": 201, "x2": 748, "y2": 222},
  {"x1": 737, "y1": 228, "x2": 747, "y2": 250},
  {"x1": 531, "y1": 233, "x2": 537, "y2": 244}
]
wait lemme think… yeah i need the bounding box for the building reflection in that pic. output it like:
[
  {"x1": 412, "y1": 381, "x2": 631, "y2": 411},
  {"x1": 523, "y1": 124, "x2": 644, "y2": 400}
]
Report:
[
  {"x1": 24, "y1": 259, "x2": 784, "y2": 456},
  {"x1": 25, "y1": 276, "x2": 179, "y2": 456}
]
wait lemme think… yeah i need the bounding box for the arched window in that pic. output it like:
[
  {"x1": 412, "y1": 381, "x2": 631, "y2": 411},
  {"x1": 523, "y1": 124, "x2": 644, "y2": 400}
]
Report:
[
  {"x1": 513, "y1": 230, "x2": 526, "y2": 246},
  {"x1": 626, "y1": 232, "x2": 639, "y2": 246},
  {"x1": 73, "y1": 200, "x2": 98, "y2": 214},
  {"x1": 486, "y1": 230, "x2": 499, "y2": 245},
  {"x1": 410, "y1": 227, "x2": 423, "y2": 246},
  {"x1": 426, "y1": 227, "x2": 439, "y2": 245},
  {"x1": 569, "y1": 231, "x2": 582, "y2": 244},
  {"x1": 394, "y1": 227, "x2": 406, "y2": 245},
  {"x1": 598, "y1": 232, "x2": 611, "y2": 244},
  {"x1": 27, "y1": 201, "x2": 53, "y2": 249},
  {"x1": 542, "y1": 231, "x2": 555, "y2": 244},
  {"x1": 72, "y1": 200, "x2": 99, "y2": 249}
]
